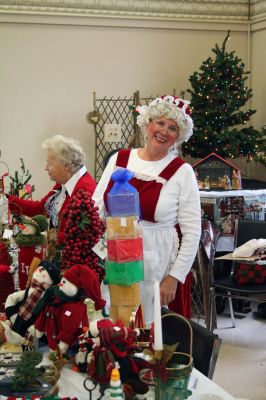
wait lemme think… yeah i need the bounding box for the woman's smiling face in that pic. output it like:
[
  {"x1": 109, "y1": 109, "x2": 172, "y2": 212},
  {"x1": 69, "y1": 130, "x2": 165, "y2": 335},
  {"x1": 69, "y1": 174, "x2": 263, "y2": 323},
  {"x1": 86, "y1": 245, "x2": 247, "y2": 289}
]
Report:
[{"x1": 146, "y1": 117, "x2": 179, "y2": 154}]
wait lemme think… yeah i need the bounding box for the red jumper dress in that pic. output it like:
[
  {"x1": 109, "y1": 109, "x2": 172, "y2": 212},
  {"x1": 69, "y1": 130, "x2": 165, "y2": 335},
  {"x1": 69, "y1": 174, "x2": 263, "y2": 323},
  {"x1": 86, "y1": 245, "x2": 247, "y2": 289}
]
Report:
[{"x1": 104, "y1": 149, "x2": 191, "y2": 319}]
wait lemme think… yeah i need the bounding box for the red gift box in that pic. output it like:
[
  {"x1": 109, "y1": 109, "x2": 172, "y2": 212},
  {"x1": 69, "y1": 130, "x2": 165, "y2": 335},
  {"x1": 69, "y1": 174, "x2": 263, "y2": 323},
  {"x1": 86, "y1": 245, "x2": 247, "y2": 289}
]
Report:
[{"x1": 107, "y1": 237, "x2": 143, "y2": 263}]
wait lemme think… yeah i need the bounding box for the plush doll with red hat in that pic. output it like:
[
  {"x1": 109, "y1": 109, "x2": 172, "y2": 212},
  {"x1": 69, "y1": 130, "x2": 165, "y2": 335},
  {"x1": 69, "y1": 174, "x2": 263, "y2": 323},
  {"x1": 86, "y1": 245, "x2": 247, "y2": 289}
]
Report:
[
  {"x1": 1, "y1": 260, "x2": 60, "y2": 344},
  {"x1": 29, "y1": 264, "x2": 106, "y2": 357},
  {"x1": 81, "y1": 318, "x2": 149, "y2": 396}
]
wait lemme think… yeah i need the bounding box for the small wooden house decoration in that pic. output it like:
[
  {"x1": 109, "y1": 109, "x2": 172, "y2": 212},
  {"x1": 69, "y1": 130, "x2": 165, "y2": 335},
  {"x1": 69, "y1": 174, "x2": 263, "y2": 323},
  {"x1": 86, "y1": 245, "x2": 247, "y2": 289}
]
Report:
[{"x1": 193, "y1": 153, "x2": 242, "y2": 190}]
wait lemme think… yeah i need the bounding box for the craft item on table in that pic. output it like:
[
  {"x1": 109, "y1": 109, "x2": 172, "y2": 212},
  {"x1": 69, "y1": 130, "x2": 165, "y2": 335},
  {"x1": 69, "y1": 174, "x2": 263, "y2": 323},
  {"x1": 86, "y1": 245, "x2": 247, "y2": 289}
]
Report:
[
  {"x1": 108, "y1": 283, "x2": 142, "y2": 327},
  {"x1": 223, "y1": 175, "x2": 231, "y2": 190},
  {"x1": 13, "y1": 214, "x2": 48, "y2": 289},
  {"x1": 106, "y1": 216, "x2": 140, "y2": 240},
  {"x1": 197, "y1": 180, "x2": 204, "y2": 190},
  {"x1": 1, "y1": 260, "x2": 60, "y2": 344},
  {"x1": 105, "y1": 169, "x2": 144, "y2": 327},
  {"x1": 29, "y1": 264, "x2": 106, "y2": 362},
  {"x1": 221, "y1": 214, "x2": 234, "y2": 234},
  {"x1": 153, "y1": 281, "x2": 163, "y2": 357},
  {"x1": 203, "y1": 176, "x2": 210, "y2": 190},
  {"x1": 107, "y1": 168, "x2": 139, "y2": 217},
  {"x1": 232, "y1": 239, "x2": 266, "y2": 258},
  {"x1": 232, "y1": 169, "x2": 242, "y2": 189},
  {"x1": 0, "y1": 339, "x2": 23, "y2": 354},
  {"x1": 107, "y1": 237, "x2": 143, "y2": 263},
  {"x1": 84, "y1": 318, "x2": 149, "y2": 397},
  {"x1": 0, "y1": 241, "x2": 15, "y2": 312},
  {"x1": 103, "y1": 368, "x2": 125, "y2": 399},
  {"x1": 105, "y1": 260, "x2": 144, "y2": 286},
  {"x1": 0, "y1": 350, "x2": 58, "y2": 397},
  {"x1": 60, "y1": 188, "x2": 105, "y2": 281},
  {"x1": 138, "y1": 313, "x2": 193, "y2": 400},
  {"x1": 25, "y1": 256, "x2": 42, "y2": 288},
  {"x1": 233, "y1": 260, "x2": 266, "y2": 285},
  {"x1": 74, "y1": 318, "x2": 114, "y2": 372}
]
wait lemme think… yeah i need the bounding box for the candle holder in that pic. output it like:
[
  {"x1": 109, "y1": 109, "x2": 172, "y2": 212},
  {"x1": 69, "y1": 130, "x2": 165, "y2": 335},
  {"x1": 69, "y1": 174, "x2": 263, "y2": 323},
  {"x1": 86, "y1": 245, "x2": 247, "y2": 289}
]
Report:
[
  {"x1": 154, "y1": 352, "x2": 193, "y2": 400},
  {"x1": 154, "y1": 313, "x2": 194, "y2": 400}
]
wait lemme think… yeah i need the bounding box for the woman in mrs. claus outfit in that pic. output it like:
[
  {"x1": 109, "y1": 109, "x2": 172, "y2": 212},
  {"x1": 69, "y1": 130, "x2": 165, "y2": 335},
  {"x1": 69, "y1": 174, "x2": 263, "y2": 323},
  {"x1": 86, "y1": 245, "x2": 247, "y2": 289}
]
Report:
[{"x1": 93, "y1": 95, "x2": 201, "y2": 325}]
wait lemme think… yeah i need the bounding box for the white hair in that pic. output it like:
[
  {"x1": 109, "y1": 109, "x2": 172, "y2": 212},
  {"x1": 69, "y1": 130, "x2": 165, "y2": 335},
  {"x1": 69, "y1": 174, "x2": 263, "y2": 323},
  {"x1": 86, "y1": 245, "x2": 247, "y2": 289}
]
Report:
[
  {"x1": 42, "y1": 135, "x2": 86, "y2": 173},
  {"x1": 136, "y1": 96, "x2": 194, "y2": 153}
]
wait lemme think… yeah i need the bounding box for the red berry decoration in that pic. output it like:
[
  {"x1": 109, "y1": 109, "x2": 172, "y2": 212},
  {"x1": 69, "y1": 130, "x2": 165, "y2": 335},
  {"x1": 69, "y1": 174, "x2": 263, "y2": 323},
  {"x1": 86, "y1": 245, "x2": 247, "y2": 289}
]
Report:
[{"x1": 61, "y1": 189, "x2": 105, "y2": 282}]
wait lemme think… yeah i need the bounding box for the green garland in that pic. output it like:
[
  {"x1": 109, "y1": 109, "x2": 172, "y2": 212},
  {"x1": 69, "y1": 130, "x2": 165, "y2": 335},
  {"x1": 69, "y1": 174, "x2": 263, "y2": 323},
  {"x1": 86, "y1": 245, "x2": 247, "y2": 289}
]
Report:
[{"x1": 14, "y1": 232, "x2": 45, "y2": 247}]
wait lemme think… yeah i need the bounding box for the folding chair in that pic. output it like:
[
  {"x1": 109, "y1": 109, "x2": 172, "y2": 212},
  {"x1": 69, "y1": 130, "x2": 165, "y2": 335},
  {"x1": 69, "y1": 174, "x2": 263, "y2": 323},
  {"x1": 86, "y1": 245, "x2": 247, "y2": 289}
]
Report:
[
  {"x1": 209, "y1": 219, "x2": 266, "y2": 330},
  {"x1": 162, "y1": 311, "x2": 221, "y2": 379}
]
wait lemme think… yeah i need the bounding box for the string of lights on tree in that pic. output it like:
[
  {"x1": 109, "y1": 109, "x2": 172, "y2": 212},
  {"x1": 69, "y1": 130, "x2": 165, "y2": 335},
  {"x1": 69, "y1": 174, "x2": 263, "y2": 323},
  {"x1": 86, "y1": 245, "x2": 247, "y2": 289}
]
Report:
[{"x1": 182, "y1": 31, "x2": 265, "y2": 161}]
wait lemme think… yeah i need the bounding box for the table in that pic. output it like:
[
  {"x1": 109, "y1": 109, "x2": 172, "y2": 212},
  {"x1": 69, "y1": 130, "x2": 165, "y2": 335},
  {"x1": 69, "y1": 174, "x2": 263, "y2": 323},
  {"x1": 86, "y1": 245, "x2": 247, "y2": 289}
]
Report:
[{"x1": 55, "y1": 363, "x2": 235, "y2": 399}]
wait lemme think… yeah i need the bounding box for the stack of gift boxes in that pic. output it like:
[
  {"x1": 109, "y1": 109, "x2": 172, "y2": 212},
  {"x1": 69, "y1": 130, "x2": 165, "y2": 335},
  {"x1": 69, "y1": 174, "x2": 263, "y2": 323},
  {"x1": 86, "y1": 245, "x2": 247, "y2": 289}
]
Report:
[{"x1": 105, "y1": 169, "x2": 144, "y2": 326}]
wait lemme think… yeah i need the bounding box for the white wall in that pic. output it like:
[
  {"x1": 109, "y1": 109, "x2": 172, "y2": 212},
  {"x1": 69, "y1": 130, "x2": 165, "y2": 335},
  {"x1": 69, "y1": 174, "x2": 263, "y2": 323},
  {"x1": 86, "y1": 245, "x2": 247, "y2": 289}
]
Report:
[{"x1": 0, "y1": 14, "x2": 265, "y2": 198}]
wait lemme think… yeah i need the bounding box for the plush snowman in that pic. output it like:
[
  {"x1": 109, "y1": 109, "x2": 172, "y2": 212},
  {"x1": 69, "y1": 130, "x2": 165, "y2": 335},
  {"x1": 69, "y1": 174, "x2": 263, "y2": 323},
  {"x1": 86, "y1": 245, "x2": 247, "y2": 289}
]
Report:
[
  {"x1": 2, "y1": 260, "x2": 60, "y2": 344},
  {"x1": 29, "y1": 264, "x2": 106, "y2": 358},
  {"x1": 14, "y1": 214, "x2": 49, "y2": 247}
]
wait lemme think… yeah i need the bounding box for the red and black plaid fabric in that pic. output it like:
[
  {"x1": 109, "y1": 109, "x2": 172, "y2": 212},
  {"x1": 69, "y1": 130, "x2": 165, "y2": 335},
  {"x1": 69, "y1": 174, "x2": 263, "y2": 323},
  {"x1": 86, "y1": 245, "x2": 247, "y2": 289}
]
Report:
[
  {"x1": 233, "y1": 262, "x2": 266, "y2": 284},
  {"x1": 18, "y1": 279, "x2": 50, "y2": 320}
]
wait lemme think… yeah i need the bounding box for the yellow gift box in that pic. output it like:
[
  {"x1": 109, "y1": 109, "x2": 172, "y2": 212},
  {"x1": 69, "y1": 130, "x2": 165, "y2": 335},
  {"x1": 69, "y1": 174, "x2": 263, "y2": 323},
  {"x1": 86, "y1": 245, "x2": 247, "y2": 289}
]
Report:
[{"x1": 106, "y1": 216, "x2": 140, "y2": 239}]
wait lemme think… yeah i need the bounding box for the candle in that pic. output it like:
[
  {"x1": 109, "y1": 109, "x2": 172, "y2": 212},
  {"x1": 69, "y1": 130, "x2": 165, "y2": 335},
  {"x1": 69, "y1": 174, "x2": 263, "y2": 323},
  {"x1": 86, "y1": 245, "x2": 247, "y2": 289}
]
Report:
[{"x1": 153, "y1": 280, "x2": 163, "y2": 351}]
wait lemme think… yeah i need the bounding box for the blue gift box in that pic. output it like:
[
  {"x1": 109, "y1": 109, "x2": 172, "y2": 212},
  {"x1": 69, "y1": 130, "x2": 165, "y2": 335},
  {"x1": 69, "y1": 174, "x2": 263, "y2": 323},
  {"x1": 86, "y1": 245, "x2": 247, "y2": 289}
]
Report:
[
  {"x1": 107, "y1": 168, "x2": 140, "y2": 217},
  {"x1": 108, "y1": 192, "x2": 140, "y2": 217}
]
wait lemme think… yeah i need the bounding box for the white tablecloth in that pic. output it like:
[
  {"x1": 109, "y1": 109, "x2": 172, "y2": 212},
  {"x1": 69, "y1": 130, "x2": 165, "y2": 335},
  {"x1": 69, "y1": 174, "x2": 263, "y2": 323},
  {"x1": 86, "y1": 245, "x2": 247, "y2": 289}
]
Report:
[
  {"x1": 55, "y1": 362, "x2": 235, "y2": 400},
  {"x1": 0, "y1": 355, "x2": 235, "y2": 400},
  {"x1": 199, "y1": 189, "x2": 266, "y2": 198}
]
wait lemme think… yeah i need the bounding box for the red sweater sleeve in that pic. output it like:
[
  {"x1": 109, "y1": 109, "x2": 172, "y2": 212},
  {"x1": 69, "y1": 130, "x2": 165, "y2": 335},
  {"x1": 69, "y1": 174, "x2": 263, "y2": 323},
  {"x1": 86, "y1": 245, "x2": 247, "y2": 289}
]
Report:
[{"x1": 8, "y1": 184, "x2": 60, "y2": 217}]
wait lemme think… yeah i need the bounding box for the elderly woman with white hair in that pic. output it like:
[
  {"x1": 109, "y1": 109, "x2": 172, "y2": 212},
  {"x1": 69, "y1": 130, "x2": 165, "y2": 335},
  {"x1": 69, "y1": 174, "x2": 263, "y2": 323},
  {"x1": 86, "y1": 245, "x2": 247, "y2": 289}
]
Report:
[
  {"x1": 93, "y1": 95, "x2": 201, "y2": 324},
  {"x1": 8, "y1": 134, "x2": 96, "y2": 244}
]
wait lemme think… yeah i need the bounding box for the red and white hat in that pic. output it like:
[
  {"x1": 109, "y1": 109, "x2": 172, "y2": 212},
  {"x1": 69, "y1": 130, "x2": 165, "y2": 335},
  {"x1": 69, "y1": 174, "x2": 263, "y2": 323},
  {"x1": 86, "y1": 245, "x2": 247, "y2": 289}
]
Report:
[{"x1": 63, "y1": 264, "x2": 106, "y2": 311}]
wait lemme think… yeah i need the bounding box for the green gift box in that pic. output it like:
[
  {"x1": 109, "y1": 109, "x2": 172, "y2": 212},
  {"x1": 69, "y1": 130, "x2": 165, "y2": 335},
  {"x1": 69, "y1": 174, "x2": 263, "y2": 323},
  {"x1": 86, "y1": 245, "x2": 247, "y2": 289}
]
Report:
[{"x1": 105, "y1": 259, "x2": 144, "y2": 285}]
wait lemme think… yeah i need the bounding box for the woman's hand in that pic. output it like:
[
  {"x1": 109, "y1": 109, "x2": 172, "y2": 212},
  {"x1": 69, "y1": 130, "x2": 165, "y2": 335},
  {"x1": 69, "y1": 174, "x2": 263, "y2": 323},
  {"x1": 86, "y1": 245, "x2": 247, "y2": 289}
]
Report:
[{"x1": 160, "y1": 275, "x2": 178, "y2": 305}]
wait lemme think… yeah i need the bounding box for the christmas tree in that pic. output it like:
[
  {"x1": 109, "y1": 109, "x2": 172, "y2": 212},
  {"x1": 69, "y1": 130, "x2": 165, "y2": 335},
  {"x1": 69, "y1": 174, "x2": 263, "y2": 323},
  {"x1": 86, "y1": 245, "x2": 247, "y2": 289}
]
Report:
[
  {"x1": 9, "y1": 158, "x2": 35, "y2": 198},
  {"x1": 182, "y1": 31, "x2": 264, "y2": 160},
  {"x1": 254, "y1": 125, "x2": 266, "y2": 166}
]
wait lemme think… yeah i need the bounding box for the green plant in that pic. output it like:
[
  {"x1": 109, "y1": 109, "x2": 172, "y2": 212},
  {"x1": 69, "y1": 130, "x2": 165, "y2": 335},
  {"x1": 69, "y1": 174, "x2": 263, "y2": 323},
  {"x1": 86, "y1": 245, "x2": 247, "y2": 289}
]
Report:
[{"x1": 12, "y1": 350, "x2": 42, "y2": 391}]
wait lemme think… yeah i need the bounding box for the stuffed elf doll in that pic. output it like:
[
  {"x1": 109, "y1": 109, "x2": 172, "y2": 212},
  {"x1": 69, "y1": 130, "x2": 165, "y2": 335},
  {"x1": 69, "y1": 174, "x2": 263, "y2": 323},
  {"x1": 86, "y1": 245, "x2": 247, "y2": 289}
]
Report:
[
  {"x1": 29, "y1": 264, "x2": 106, "y2": 358},
  {"x1": 14, "y1": 214, "x2": 49, "y2": 289},
  {"x1": 80, "y1": 318, "x2": 147, "y2": 390},
  {"x1": 2, "y1": 260, "x2": 60, "y2": 344}
]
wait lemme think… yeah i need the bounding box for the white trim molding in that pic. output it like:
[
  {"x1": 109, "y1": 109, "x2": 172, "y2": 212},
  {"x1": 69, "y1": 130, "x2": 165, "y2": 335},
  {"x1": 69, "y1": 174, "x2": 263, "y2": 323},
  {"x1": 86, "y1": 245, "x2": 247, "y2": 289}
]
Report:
[
  {"x1": 0, "y1": 0, "x2": 250, "y2": 22},
  {"x1": 0, "y1": 0, "x2": 265, "y2": 31},
  {"x1": 250, "y1": 0, "x2": 266, "y2": 31}
]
